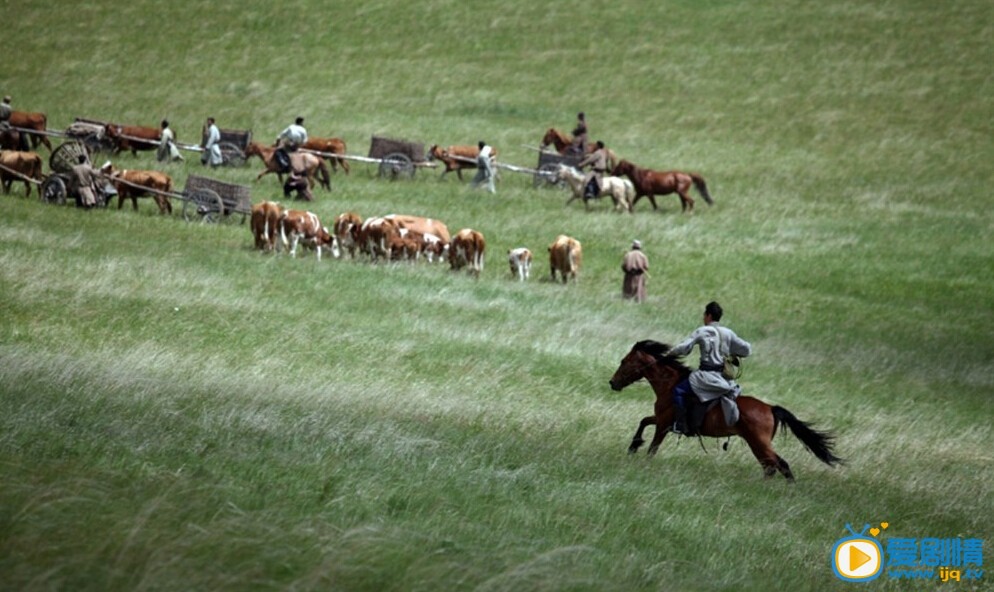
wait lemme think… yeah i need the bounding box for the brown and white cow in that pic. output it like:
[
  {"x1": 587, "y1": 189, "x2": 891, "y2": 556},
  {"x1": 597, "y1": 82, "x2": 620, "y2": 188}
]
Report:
[
  {"x1": 278, "y1": 209, "x2": 333, "y2": 260},
  {"x1": 382, "y1": 214, "x2": 450, "y2": 262},
  {"x1": 548, "y1": 234, "x2": 582, "y2": 284},
  {"x1": 105, "y1": 124, "x2": 161, "y2": 156},
  {"x1": 101, "y1": 164, "x2": 173, "y2": 214},
  {"x1": 426, "y1": 144, "x2": 498, "y2": 181},
  {"x1": 0, "y1": 150, "x2": 43, "y2": 197},
  {"x1": 9, "y1": 111, "x2": 52, "y2": 151},
  {"x1": 331, "y1": 211, "x2": 363, "y2": 258},
  {"x1": 449, "y1": 228, "x2": 486, "y2": 276},
  {"x1": 507, "y1": 247, "x2": 533, "y2": 281},
  {"x1": 356, "y1": 216, "x2": 401, "y2": 261},
  {"x1": 250, "y1": 201, "x2": 284, "y2": 251}
]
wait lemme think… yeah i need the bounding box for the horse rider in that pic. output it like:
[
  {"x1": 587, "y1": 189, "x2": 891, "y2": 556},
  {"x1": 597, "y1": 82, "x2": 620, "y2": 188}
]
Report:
[
  {"x1": 202, "y1": 117, "x2": 223, "y2": 167},
  {"x1": 667, "y1": 301, "x2": 752, "y2": 434},
  {"x1": 570, "y1": 111, "x2": 588, "y2": 155},
  {"x1": 577, "y1": 140, "x2": 610, "y2": 200},
  {"x1": 275, "y1": 116, "x2": 308, "y2": 173},
  {"x1": 158, "y1": 119, "x2": 184, "y2": 162},
  {"x1": 470, "y1": 140, "x2": 496, "y2": 194}
]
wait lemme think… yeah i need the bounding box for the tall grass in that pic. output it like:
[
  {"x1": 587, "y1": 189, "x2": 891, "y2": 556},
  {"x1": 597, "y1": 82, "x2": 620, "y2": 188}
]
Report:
[{"x1": 2, "y1": 1, "x2": 993, "y2": 590}]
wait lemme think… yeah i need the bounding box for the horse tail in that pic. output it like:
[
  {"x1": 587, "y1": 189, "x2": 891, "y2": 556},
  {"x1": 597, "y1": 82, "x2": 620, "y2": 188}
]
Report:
[
  {"x1": 772, "y1": 406, "x2": 843, "y2": 467},
  {"x1": 691, "y1": 173, "x2": 714, "y2": 205},
  {"x1": 317, "y1": 157, "x2": 331, "y2": 190}
]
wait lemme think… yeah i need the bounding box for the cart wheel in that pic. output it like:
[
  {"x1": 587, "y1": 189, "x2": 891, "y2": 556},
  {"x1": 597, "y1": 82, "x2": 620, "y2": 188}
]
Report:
[
  {"x1": 533, "y1": 163, "x2": 561, "y2": 188},
  {"x1": 219, "y1": 142, "x2": 246, "y2": 167},
  {"x1": 183, "y1": 189, "x2": 225, "y2": 223},
  {"x1": 41, "y1": 176, "x2": 67, "y2": 205},
  {"x1": 378, "y1": 152, "x2": 414, "y2": 180}
]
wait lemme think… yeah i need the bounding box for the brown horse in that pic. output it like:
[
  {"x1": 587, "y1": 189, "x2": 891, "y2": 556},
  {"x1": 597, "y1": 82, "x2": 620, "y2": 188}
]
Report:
[
  {"x1": 301, "y1": 136, "x2": 350, "y2": 175},
  {"x1": 609, "y1": 340, "x2": 842, "y2": 481},
  {"x1": 540, "y1": 127, "x2": 595, "y2": 156},
  {"x1": 245, "y1": 142, "x2": 331, "y2": 191},
  {"x1": 611, "y1": 159, "x2": 714, "y2": 213}
]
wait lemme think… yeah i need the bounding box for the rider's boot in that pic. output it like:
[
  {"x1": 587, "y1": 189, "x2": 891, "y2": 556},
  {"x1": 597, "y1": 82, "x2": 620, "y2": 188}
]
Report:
[{"x1": 672, "y1": 404, "x2": 688, "y2": 435}]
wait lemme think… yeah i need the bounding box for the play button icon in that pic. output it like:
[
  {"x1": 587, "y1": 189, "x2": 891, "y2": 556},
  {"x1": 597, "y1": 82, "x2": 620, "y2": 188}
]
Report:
[{"x1": 832, "y1": 538, "x2": 882, "y2": 581}]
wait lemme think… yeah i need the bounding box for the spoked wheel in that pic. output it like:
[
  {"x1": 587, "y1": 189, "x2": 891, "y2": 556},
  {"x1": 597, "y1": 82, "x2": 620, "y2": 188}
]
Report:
[
  {"x1": 40, "y1": 175, "x2": 68, "y2": 205},
  {"x1": 533, "y1": 163, "x2": 562, "y2": 188},
  {"x1": 378, "y1": 152, "x2": 414, "y2": 180},
  {"x1": 219, "y1": 142, "x2": 246, "y2": 167},
  {"x1": 182, "y1": 189, "x2": 225, "y2": 223}
]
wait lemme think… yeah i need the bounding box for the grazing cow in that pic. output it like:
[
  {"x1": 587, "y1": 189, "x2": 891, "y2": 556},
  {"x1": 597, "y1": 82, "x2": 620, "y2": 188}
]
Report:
[
  {"x1": 507, "y1": 247, "x2": 533, "y2": 281},
  {"x1": 332, "y1": 211, "x2": 363, "y2": 258},
  {"x1": 101, "y1": 164, "x2": 173, "y2": 214},
  {"x1": 301, "y1": 136, "x2": 350, "y2": 175},
  {"x1": 387, "y1": 233, "x2": 422, "y2": 261},
  {"x1": 356, "y1": 216, "x2": 401, "y2": 261},
  {"x1": 548, "y1": 234, "x2": 582, "y2": 284},
  {"x1": 0, "y1": 150, "x2": 43, "y2": 197},
  {"x1": 9, "y1": 111, "x2": 53, "y2": 151},
  {"x1": 449, "y1": 228, "x2": 486, "y2": 276},
  {"x1": 278, "y1": 209, "x2": 333, "y2": 259},
  {"x1": 250, "y1": 201, "x2": 284, "y2": 251},
  {"x1": 382, "y1": 214, "x2": 451, "y2": 262},
  {"x1": 426, "y1": 144, "x2": 499, "y2": 181},
  {"x1": 105, "y1": 124, "x2": 161, "y2": 156}
]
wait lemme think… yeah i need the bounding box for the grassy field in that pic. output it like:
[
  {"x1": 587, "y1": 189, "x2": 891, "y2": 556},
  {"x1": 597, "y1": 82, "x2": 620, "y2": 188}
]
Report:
[{"x1": 2, "y1": 1, "x2": 992, "y2": 590}]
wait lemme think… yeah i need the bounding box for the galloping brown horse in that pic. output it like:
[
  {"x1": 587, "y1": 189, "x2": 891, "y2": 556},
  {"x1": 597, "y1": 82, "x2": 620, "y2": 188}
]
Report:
[
  {"x1": 611, "y1": 159, "x2": 714, "y2": 213},
  {"x1": 245, "y1": 142, "x2": 331, "y2": 191},
  {"x1": 609, "y1": 340, "x2": 842, "y2": 481},
  {"x1": 540, "y1": 128, "x2": 595, "y2": 156}
]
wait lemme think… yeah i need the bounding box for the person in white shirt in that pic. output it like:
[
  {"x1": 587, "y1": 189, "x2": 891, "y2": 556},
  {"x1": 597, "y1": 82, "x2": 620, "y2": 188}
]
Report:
[
  {"x1": 470, "y1": 140, "x2": 496, "y2": 194},
  {"x1": 277, "y1": 117, "x2": 308, "y2": 150},
  {"x1": 202, "y1": 117, "x2": 223, "y2": 167}
]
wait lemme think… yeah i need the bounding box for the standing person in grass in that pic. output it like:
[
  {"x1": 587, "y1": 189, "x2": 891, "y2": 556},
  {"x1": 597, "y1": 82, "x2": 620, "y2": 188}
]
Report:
[
  {"x1": 202, "y1": 117, "x2": 223, "y2": 167},
  {"x1": 667, "y1": 301, "x2": 752, "y2": 434},
  {"x1": 621, "y1": 239, "x2": 649, "y2": 302},
  {"x1": 471, "y1": 140, "x2": 496, "y2": 194}
]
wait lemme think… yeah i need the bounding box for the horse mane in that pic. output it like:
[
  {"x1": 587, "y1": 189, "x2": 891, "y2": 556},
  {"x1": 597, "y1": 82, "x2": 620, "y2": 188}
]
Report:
[{"x1": 633, "y1": 340, "x2": 692, "y2": 375}]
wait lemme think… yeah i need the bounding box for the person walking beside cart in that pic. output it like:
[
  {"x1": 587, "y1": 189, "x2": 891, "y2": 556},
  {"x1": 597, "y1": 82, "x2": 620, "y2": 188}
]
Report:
[
  {"x1": 71, "y1": 154, "x2": 101, "y2": 209},
  {"x1": 621, "y1": 239, "x2": 649, "y2": 302},
  {"x1": 470, "y1": 140, "x2": 496, "y2": 194},
  {"x1": 202, "y1": 117, "x2": 223, "y2": 167},
  {"x1": 158, "y1": 119, "x2": 184, "y2": 162}
]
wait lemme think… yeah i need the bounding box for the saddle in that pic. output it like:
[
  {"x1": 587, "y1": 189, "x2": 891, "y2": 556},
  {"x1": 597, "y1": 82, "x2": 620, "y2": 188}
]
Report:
[
  {"x1": 683, "y1": 397, "x2": 721, "y2": 437},
  {"x1": 274, "y1": 147, "x2": 292, "y2": 174}
]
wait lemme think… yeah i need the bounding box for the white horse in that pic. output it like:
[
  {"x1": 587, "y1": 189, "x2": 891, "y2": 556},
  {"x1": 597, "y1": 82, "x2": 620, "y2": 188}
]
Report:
[{"x1": 556, "y1": 164, "x2": 634, "y2": 213}]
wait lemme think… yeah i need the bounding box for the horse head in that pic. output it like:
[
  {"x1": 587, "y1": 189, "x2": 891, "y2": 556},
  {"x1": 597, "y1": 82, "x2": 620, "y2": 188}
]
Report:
[
  {"x1": 426, "y1": 144, "x2": 443, "y2": 161},
  {"x1": 541, "y1": 128, "x2": 569, "y2": 151},
  {"x1": 609, "y1": 340, "x2": 687, "y2": 392},
  {"x1": 611, "y1": 159, "x2": 634, "y2": 177}
]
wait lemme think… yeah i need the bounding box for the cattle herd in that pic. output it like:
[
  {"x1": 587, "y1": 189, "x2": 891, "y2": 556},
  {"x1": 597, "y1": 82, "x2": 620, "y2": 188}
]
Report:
[
  {"x1": 252, "y1": 204, "x2": 576, "y2": 283},
  {"x1": 0, "y1": 109, "x2": 720, "y2": 284}
]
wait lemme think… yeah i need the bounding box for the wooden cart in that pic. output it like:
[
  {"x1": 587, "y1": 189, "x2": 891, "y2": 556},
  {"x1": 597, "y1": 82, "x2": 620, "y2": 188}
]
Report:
[
  {"x1": 39, "y1": 140, "x2": 117, "y2": 206},
  {"x1": 533, "y1": 149, "x2": 583, "y2": 188},
  {"x1": 367, "y1": 135, "x2": 428, "y2": 179},
  {"x1": 181, "y1": 175, "x2": 253, "y2": 223}
]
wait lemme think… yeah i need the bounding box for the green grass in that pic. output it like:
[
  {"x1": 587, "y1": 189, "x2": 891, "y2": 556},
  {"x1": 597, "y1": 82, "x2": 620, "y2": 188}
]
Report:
[{"x1": 2, "y1": 1, "x2": 993, "y2": 590}]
